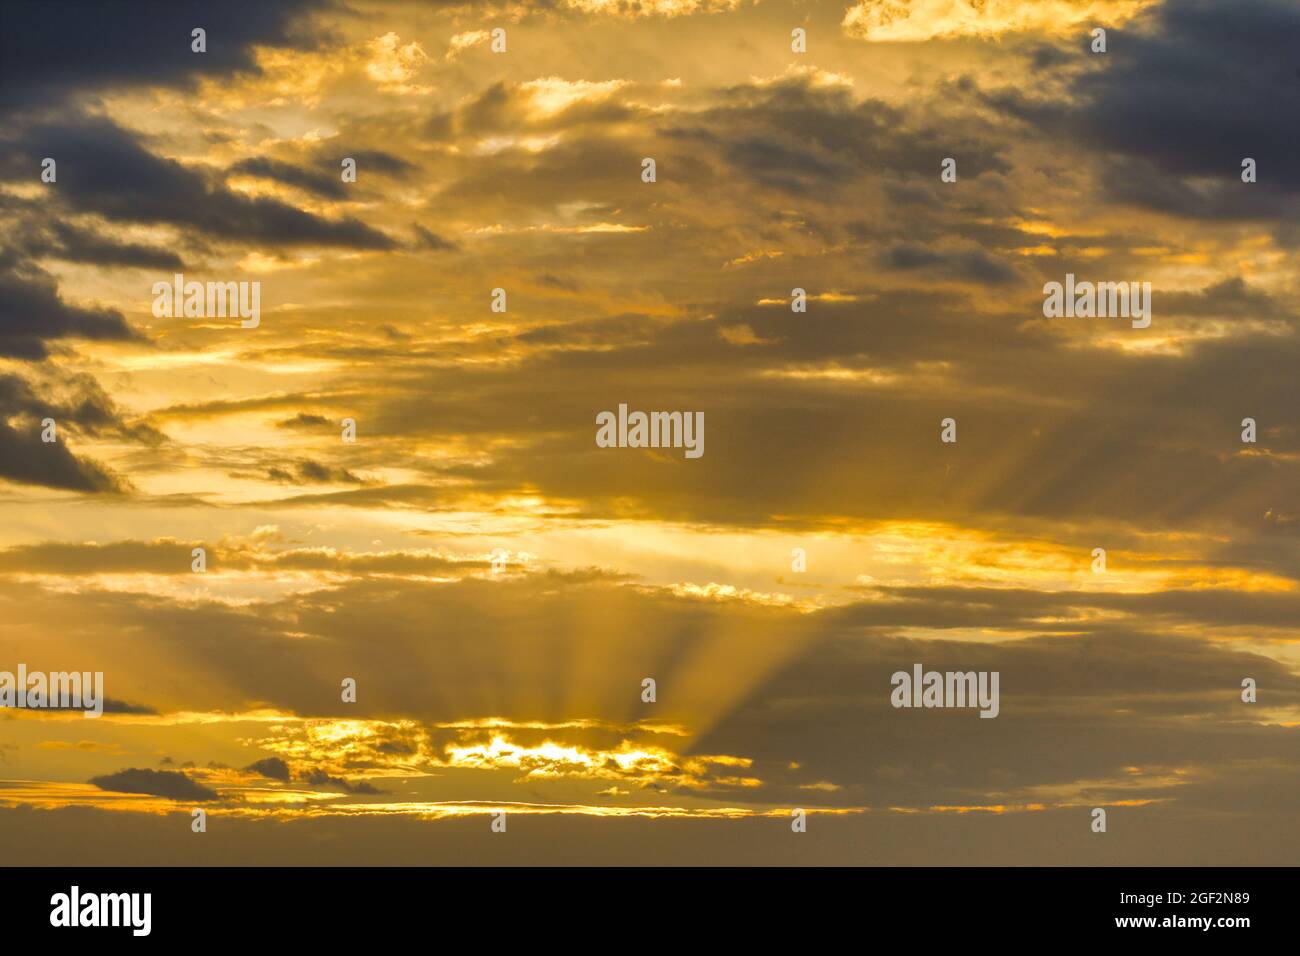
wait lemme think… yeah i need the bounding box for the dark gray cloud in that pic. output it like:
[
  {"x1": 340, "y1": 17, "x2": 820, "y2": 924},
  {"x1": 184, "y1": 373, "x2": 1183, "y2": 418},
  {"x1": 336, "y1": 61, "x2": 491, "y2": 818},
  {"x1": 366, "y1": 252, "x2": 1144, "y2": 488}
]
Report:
[
  {"x1": 1097, "y1": 155, "x2": 1299, "y2": 222},
  {"x1": 300, "y1": 769, "x2": 383, "y2": 794},
  {"x1": 411, "y1": 224, "x2": 458, "y2": 251},
  {"x1": 0, "y1": 0, "x2": 330, "y2": 116},
  {"x1": 89, "y1": 767, "x2": 219, "y2": 802},
  {"x1": 881, "y1": 241, "x2": 1017, "y2": 285},
  {"x1": 19, "y1": 219, "x2": 184, "y2": 270},
  {"x1": 3, "y1": 117, "x2": 397, "y2": 249},
  {"x1": 975, "y1": 0, "x2": 1300, "y2": 222},
  {"x1": 228, "y1": 157, "x2": 349, "y2": 199},
  {"x1": 263, "y1": 460, "x2": 367, "y2": 485},
  {"x1": 0, "y1": 421, "x2": 122, "y2": 493},
  {"x1": 1070, "y1": 0, "x2": 1300, "y2": 190},
  {"x1": 99, "y1": 699, "x2": 159, "y2": 716},
  {"x1": 244, "y1": 757, "x2": 291, "y2": 782},
  {"x1": 276, "y1": 413, "x2": 333, "y2": 429},
  {"x1": 41, "y1": 696, "x2": 157, "y2": 715},
  {"x1": 0, "y1": 251, "x2": 139, "y2": 360},
  {"x1": 667, "y1": 76, "x2": 1011, "y2": 197},
  {"x1": 345, "y1": 149, "x2": 417, "y2": 176},
  {"x1": 0, "y1": 369, "x2": 163, "y2": 491}
]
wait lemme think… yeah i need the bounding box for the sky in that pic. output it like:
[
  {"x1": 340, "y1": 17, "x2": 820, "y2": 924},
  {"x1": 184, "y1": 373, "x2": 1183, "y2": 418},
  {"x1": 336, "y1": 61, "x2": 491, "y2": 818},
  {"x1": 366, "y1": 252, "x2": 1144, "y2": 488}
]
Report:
[{"x1": 0, "y1": 0, "x2": 1297, "y2": 865}]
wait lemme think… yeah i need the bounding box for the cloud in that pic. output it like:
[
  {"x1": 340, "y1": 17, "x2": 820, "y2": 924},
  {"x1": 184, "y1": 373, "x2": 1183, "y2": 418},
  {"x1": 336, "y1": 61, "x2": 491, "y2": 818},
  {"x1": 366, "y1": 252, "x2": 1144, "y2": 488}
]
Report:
[
  {"x1": 276, "y1": 413, "x2": 333, "y2": 430},
  {"x1": 0, "y1": 252, "x2": 140, "y2": 360},
  {"x1": 244, "y1": 757, "x2": 291, "y2": 781},
  {"x1": 411, "y1": 224, "x2": 459, "y2": 251},
  {"x1": 446, "y1": 29, "x2": 490, "y2": 60},
  {"x1": 0, "y1": 369, "x2": 165, "y2": 491},
  {"x1": 365, "y1": 32, "x2": 431, "y2": 94},
  {"x1": 1069, "y1": 0, "x2": 1300, "y2": 191},
  {"x1": 0, "y1": 0, "x2": 330, "y2": 115},
  {"x1": 263, "y1": 460, "x2": 368, "y2": 485},
  {"x1": 0, "y1": 422, "x2": 123, "y2": 493},
  {"x1": 662, "y1": 72, "x2": 1011, "y2": 197},
  {"x1": 300, "y1": 768, "x2": 383, "y2": 794},
  {"x1": 99, "y1": 699, "x2": 160, "y2": 716},
  {"x1": 89, "y1": 768, "x2": 219, "y2": 802},
  {"x1": 881, "y1": 242, "x2": 1017, "y2": 285},
  {"x1": 19, "y1": 219, "x2": 184, "y2": 270},
  {"x1": 0, "y1": 0, "x2": 1295, "y2": 867},
  {"x1": 3, "y1": 117, "x2": 398, "y2": 249},
  {"x1": 971, "y1": 0, "x2": 1300, "y2": 224},
  {"x1": 228, "y1": 157, "x2": 349, "y2": 199},
  {"x1": 4, "y1": 567, "x2": 1294, "y2": 818},
  {"x1": 38, "y1": 697, "x2": 157, "y2": 716},
  {"x1": 842, "y1": 0, "x2": 1155, "y2": 42},
  {"x1": 0, "y1": 538, "x2": 486, "y2": 577}
]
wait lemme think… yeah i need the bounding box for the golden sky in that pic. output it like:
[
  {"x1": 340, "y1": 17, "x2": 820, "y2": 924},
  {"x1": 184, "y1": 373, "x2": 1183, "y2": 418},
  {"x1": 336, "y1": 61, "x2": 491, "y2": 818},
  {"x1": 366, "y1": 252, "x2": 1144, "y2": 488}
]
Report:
[{"x1": 0, "y1": 0, "x2": 1297, "y2": 864}]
